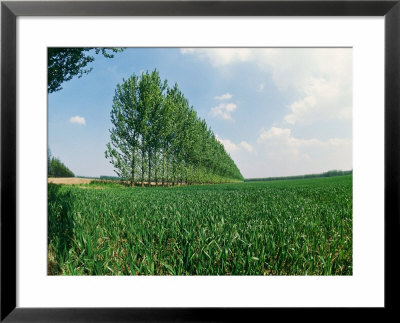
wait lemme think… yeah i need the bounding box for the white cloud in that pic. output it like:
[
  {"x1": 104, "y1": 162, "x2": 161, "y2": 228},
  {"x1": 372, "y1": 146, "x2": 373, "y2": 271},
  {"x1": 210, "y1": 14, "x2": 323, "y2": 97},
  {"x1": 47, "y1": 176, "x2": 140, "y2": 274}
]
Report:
[
  {"x1": 240, "y1": 141, "x2": 254, "y2": 152},
  {"x1": 182, "y1": 48, "x2": 352, "y2": 177},
  {"x1": 210, "y1": 103, "x2": 237, "y2": 120},
  {"x1": 257, "y1": 126, "x2": 350, "y2": 149},
  {"x1": 215, "y1": 93, "x2": 232, "y2": 100},
  {"x1": 216, "y1": 135, "x2": 254, "y2": 155},
  {"x1": 215, "y1": 128, "x2": 351, "y2": 178},
  {"x1": 251, "y1": 126, "x2": 352, "y2": 177},
  {"x1": 69, "y1": 115, "x2": 86, "y2": 125},
  {"x1": 284, "y1": 76, "x2": 352, "y2": 125},
  {"x1": 181, "y1": 48, "x2": 252, "y2": 66},
  {"x1": 257, "y1": 127, "x2": 291, "y2": 142},
  {"x1": 182, "y1": 48, "x2": 352, "y2": 125},
  {"x1": 180, "y1": 48, "x2": 195, "y2": 54},
  {"x1": 215, "y1": 134, "x2": 239, "y2": 154}
]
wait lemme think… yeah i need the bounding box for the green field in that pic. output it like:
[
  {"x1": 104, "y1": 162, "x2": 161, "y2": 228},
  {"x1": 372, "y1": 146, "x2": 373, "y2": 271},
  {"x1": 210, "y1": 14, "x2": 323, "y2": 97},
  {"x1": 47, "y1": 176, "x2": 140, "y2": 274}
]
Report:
[{"x1": 48, "y1": 175, "x2": 352, "y2": 275}]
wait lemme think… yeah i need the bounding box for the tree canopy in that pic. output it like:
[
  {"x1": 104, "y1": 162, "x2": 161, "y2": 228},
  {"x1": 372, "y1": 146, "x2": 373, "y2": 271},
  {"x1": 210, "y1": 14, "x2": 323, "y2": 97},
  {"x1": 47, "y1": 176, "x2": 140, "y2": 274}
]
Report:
[
  {"x1": 48, "y1": 48, "x2": 124, "y2": 93},
  {"x1": 48, "y1": 153, "x2": 75, "y2": 178},
  {"x1": 105, "y1": 70, "x2": 243, "y2": 186}
]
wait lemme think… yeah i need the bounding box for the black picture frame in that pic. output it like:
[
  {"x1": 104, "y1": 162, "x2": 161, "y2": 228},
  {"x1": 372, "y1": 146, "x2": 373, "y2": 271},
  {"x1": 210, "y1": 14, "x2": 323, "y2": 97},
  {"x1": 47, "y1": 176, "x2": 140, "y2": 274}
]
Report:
[{"x1": 1, "y1": 0, "x2": 399, "y2": 321}]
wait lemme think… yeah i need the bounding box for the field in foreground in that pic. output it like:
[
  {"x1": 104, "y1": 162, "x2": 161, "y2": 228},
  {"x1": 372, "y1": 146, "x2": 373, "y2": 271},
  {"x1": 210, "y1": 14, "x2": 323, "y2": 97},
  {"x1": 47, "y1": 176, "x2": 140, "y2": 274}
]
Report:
[{"x1": 48, "y1": 175, "x2": 352, "y2": 275}]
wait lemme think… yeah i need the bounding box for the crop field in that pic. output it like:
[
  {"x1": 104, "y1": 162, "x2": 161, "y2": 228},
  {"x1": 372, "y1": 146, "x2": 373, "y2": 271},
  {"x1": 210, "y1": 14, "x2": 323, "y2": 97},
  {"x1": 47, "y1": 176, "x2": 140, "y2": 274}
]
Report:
[{"x1": 48, "y1": 175, "x2": 352, "y2": 275}]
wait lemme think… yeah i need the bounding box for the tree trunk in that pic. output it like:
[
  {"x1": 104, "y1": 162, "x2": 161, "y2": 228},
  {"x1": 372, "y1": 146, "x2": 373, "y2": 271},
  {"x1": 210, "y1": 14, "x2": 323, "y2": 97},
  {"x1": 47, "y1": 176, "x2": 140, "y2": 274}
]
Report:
[
  {"x1": 141, "y1": 150, "x2": 145, "y2": 187},
  {"x1": 172, "y1": 162, "x2": 175, "y2": 186},
  {"x1": 131, "y1": 169, "x2": 135, "y2": 187},
  {"x1": 148, "y1": 149, "x2": 151, "y2": 187},
  {"x1": 166, "y1": 155, "x2": 169, "y2": 186},
  {"x1": 155, "y1": 157, "x2": 158, "y2": 186},
  {"x1": 162, "y1": 151, "x2": 165, "y2": 186},
  {"x1": 131, "y1": 155, "x2": 135, "y2": 187}
]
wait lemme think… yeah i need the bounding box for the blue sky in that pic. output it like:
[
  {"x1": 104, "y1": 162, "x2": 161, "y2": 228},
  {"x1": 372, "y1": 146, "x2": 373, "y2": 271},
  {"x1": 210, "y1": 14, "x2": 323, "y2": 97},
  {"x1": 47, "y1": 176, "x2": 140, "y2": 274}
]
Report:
[{"x1": 48, "y1": 48, "x2": 352, "y2": 178}]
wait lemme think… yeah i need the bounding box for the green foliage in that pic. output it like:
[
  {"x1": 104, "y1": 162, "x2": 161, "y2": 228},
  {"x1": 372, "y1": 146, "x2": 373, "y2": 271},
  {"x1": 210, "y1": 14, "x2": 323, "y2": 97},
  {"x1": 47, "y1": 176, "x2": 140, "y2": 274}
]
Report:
[
  {"x1": 99, "y1": 175, "x2": 123, "y2": 181},
  {"x1": 48, "y1": 148, "x2": 51, "y2": 175},
  {"x1": 48, "y1": 157, "x2": 74, "y2": 178},
  {"x1": 48, "y1": 47, "x2": 124, "y2": 93},
  {"x1": 105, "y1": 70, "x2": 243, "y2": 186},
  {"x1": 48, "y1": 175, "x2": 352, "y2": 275},
  {"x1": 76, "y1": 176, "x2": 99, "y2": 179},
  {"x1": 77, "y1": 180, "x2": 128, "y2": 189},
  {"x1": 245, "y1": 170, "x2": 353, "y2": 182}
]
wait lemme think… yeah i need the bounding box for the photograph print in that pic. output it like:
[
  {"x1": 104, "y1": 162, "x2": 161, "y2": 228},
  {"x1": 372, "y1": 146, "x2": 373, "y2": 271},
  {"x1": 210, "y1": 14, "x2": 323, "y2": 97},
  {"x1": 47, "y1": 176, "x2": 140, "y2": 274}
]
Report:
[{"x1": 48, "y1": 47, "x2": 352, "y2": 276}]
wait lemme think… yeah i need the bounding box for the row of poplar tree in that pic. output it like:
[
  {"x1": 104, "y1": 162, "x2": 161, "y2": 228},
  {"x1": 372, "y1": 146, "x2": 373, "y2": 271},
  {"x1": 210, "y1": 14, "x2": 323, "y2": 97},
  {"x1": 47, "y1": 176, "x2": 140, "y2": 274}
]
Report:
[
  {"x1": 48, "y1": 149, "x2": 74, "y2": 178},
  {"x1": 105, "y1": 69, "x2": 243, "y2": 186}
]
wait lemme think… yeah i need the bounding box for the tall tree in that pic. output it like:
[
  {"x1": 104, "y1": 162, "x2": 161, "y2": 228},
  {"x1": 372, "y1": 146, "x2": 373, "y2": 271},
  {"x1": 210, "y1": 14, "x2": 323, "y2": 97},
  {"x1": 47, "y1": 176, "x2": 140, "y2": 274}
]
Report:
[
  {"x1": 105, "y1": 70, "x2": 167, "y2": 186},
  {"x1": 105, "y1": 74, "x2": 140, "y2": 186},
  {"x1": 137, "y1": 70, "x2": 167, "y2": 186},
  {"x1": 106, "y1": 70, "x2": 244, "y2": 187},
  {"x1": 48, "y1": 47, "x2": 124, "y2": 93},
  {"x1": 48, "y1": 151, "x2": 75, "y2": 178}
]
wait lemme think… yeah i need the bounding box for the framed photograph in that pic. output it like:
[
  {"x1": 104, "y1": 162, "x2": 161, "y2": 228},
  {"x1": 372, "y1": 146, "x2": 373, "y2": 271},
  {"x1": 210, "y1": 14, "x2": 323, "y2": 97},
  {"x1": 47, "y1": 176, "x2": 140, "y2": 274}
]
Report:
[{"x1": 1, "y1": 0, "x2": 399, "y2": 321}]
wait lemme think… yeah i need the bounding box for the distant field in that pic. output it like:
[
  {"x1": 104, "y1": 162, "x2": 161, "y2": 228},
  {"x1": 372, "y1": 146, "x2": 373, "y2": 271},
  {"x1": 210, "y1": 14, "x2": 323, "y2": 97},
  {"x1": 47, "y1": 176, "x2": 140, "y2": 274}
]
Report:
[
  {"x1": 48, "y1": 177, "x2": 93, "y2": 185},
  {"x1": 48, "y1": 175, "x2": 352, "y2": 275}
]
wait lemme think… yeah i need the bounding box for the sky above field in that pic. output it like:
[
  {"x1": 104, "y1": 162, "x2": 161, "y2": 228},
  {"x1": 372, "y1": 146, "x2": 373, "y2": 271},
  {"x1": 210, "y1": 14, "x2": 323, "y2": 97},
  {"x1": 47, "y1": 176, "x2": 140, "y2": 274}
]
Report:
[{"x1": 48, "y1": 48, "x2": 352, "y2": 178}]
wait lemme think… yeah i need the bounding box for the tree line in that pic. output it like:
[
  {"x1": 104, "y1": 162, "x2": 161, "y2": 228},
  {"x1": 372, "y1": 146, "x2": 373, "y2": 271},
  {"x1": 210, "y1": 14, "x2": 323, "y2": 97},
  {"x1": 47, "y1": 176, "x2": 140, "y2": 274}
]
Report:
[
  {"x1": 244, "y1": 169, "x2": 353, "y2": 182},
  {"x1": 105, "y1": 69, "x2": 243, "y2": 187},
  {"x1": 48, "y1": 149, "x2": 75, "y2": 178}
]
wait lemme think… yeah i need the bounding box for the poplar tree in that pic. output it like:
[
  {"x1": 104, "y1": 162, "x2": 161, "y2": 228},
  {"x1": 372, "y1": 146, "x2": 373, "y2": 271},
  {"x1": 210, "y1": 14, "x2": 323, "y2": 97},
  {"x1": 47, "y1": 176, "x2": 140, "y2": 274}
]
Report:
[
  {"x1": 106, "y1": 69, "x2": 244, "y2": 186},
  {"x1": 105, "y1": 74, "x2": 140, "y2": 186}
]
